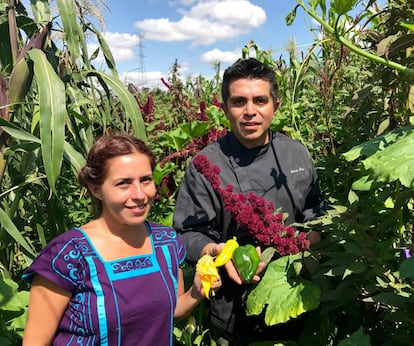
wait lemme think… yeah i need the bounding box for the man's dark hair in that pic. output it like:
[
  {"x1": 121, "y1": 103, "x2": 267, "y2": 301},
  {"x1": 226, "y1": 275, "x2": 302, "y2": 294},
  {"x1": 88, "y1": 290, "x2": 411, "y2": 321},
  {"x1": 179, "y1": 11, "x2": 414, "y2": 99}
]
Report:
[{"x1": 221, "y1": 58, "x2": 279, "y2": 105}]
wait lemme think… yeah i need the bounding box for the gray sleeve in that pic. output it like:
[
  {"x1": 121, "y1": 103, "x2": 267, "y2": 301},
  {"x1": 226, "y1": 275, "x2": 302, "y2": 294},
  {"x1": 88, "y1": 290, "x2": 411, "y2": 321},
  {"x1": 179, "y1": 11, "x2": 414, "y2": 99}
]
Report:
[{"x1": 173, "y1": 161, "x2": 223, "y2": 263}]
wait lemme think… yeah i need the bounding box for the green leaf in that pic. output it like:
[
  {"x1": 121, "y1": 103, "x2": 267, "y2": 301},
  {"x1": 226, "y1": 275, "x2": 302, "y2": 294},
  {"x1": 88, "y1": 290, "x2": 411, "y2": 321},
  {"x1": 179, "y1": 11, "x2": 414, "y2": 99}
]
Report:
[
  {"x1": 29, "y1": 0, "x2": 51, "y2": 24},
  {"x1": 164, "y1": 121, "x2": 212, "y2": 150},
  {"x1": 56, "y1": 0, "x2": 82, "y2": 63},
  {"x1": 30, "y1": 0, "x2": 51, "y2": 24},
  {"x1": 246, "y1": 254, "x2": 321, "y2": 325},
  {"x1": 331, "y1": 0, "x2": 356, "y2": 16},
  {"x1": 0, "y1": 118, "x2": 40, "y2": 143},
  {"x1": 338, "y1": 327, "x2": 370, "y2": 346},
  {"x1": 401, "y1": 22, "x2": 414, "y2": 32},
  {"x1": 285, "y1": 7, "x2": 297, "y2": 26},
  {"x1": 63, "y1": 141, "x2": 86, "y2": 173},
  {"x1": 362, "y1": 129, "x2": 414, "y2": 188},
  {"x1": 342, "y1": 127, "x2": 412, "y2": 161},
  {"x1": 400, "y1": 257, "x2": 414, "y2": 279},
  {"x1": 0, "y1": 207, "x2": 36, "y2": 257},
  {"x1": 87, "y1": 23, "x2": 118, "y2": 77},
  {"x1": 387, "y1": 34, "x2": 414, "y2": 58},
  {"x1": 83, "y1": 70, "x2": 147, "y2": 141},
  {"x1": 28, "y1": 49, "x2": 66, "y2": 194},
  {"x1": 351, "y1": 175, "x2": 377, "y2": 191}
]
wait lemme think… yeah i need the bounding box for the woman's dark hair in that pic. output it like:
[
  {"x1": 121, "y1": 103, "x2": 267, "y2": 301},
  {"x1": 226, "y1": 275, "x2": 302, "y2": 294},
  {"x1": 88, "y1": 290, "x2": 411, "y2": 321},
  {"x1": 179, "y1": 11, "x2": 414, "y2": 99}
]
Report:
[
  {"x1": 221, "y1": 58, "x2": 279, "y2": 105},
  {"x1": 78, "y1": 133, "x2": 156, "y2": 190}
]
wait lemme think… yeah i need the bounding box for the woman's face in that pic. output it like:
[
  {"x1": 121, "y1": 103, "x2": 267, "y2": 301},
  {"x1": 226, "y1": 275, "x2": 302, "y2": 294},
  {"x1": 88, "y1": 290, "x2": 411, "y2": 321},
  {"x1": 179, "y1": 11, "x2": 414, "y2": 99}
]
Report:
[
  {"x1": 91, "y1": 152, "x2": 156, "y2": 229},
  {"x1": 223, "y1": 78, "x2": 279, "y2": 149}
]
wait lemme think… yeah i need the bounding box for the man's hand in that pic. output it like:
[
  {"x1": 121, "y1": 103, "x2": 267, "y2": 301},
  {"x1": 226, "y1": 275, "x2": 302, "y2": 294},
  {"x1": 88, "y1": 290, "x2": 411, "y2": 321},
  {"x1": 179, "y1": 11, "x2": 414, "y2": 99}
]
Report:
[{"x1": 224, "y1": 246, "x2": 265, "y2": 285}]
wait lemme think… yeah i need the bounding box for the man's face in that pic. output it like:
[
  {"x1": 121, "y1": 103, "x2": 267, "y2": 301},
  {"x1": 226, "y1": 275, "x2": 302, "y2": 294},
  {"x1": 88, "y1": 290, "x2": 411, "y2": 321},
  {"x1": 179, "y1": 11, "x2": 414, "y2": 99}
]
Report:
[{"x1": 222, "y1": 78, "x2": 279, "y2": 149}]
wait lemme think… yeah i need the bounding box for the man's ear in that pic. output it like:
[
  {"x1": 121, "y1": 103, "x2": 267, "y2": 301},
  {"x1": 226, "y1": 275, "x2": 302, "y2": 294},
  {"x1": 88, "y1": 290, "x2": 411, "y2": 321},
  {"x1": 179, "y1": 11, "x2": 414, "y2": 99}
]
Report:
[
  {"x1": 274, "y1": 99, "x2": 281, "y2": 111},
  {"x1": 222, "y1": 102, "x2": 230, "y2": 118}
]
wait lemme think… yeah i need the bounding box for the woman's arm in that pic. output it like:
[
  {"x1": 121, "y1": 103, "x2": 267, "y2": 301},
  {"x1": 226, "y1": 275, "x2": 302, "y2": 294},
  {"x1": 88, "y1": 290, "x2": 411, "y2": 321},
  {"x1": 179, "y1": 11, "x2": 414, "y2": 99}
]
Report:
[
  {"x1": 174, "y1": 269, "x2": 221, "y2": 320},
  {"x1": 23, "y1": 274, "x2": 71, "y2": 345}
]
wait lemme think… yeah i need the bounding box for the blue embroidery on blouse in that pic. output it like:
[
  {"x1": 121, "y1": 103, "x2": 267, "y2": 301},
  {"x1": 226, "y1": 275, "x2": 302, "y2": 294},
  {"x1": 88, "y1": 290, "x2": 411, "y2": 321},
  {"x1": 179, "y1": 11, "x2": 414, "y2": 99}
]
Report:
[
  {"x1": 52, "y1": 238, "x2": 92, "y2": 286},
  {"x1": 111, "y1": 256, "x2": 153, "y2": 273},
  {"x1": 152, "y1": 227, "x2": 177, "y2": 241}
]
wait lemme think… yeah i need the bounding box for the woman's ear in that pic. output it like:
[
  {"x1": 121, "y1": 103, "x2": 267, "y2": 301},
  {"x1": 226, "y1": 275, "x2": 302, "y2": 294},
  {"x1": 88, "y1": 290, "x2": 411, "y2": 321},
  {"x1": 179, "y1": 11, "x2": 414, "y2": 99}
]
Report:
[{"x1": 88, "y1": 185, "x2": 102, "y2": 201}]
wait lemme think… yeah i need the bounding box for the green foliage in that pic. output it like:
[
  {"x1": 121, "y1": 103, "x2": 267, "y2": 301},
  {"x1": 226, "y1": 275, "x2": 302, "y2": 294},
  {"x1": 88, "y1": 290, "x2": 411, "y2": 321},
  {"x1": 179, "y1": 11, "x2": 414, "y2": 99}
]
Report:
[
  {"x1": 246, "y1": 252, "x2": 321, "y2": 325},
  {"x1": 1, "y1": 0, "x2": 414, "y2": 344},
  {"x1": 0, "y1": 274, "x2": 28, "y2": 345}
]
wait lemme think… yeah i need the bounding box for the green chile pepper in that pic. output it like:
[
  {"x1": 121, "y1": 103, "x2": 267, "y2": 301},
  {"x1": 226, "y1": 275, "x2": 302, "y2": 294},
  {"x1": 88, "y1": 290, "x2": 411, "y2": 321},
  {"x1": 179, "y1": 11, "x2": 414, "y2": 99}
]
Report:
[{"x1": 232, "y1": 244, "x2": 260, "y2": 282}]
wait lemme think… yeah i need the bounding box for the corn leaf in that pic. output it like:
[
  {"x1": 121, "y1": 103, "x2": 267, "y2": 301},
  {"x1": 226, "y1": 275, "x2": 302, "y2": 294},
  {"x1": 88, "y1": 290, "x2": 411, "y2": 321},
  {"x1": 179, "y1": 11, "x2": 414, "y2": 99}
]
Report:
[
  {"x1": 87, "y1": 23, "x2": 118, "y2": 77},
  {"x1": 56, "y1": 0, "x2": 82, "y2": 63},
  {"x1": 28, "y1": 49, "x2": 66, "y2": 194},
  {"x1": 83, "y1": 70, "x2": 147, "y2": 141},
  {"x1": 63, "y1": 140, "x2": 86, "y2": 174},
  {"x1": 0, "y1": 118, "x2": 40, "y2": 143},
  {"x1": 0, "y1": 207, "x2": 36, "y2": 257},
  {"x1": 29, "y1": 0, "x2": 51, "y2": 24}
]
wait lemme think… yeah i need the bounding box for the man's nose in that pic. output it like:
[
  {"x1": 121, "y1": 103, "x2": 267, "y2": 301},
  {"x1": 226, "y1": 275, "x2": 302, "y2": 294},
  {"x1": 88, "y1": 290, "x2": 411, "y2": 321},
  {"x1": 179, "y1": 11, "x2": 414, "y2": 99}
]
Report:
[{"x1": 244, "y1": 100, "x2": 256, "y2": 115}]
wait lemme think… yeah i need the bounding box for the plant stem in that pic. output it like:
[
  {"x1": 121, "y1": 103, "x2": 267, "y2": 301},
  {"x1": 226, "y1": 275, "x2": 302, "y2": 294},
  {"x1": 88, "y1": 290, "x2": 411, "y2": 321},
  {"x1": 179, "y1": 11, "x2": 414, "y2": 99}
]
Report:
[{"x1": 298, "y1": 1, "x2": 414, "y2": 77}]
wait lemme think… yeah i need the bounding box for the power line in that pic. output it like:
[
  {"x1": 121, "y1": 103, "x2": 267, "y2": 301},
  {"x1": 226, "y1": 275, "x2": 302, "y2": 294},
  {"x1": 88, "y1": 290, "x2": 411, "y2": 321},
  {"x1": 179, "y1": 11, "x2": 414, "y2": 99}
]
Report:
[{"x1": 138, "y1": 33, "x2": 146, "y2": 86}]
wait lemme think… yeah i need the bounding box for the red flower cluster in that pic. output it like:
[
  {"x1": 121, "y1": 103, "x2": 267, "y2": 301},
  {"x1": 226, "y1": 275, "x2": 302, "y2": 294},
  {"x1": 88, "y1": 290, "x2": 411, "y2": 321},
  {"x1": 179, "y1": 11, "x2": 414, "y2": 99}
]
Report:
[{"x1": 193, "y1": 154, "x2": 310, "y2": 255}]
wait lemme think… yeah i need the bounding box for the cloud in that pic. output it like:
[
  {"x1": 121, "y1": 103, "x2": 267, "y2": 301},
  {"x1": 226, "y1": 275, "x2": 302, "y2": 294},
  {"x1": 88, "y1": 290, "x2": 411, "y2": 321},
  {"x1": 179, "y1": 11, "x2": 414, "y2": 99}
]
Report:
[
  {"x1": 120, "y1": 70, "x2": 165, "y2": 88},
  {"x1": 201, "y1": 48, "x2": 241, "y2": 65},
  {"x1": 134, "y1": 0, "x2": 266, "y2": 46},
  {"x1": 89, "y1": 32, "x2": 141, "y2": 64}
]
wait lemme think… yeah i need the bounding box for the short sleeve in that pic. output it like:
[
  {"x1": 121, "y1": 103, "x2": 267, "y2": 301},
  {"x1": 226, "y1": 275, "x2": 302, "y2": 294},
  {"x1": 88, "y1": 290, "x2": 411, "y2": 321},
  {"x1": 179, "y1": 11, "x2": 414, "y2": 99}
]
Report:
[
  {"x1": 176, "y1": 232, "x2": 186, "y2": 265},
  {"x1": 22, "y1": 230, "x2": 88, "y2": 293}
]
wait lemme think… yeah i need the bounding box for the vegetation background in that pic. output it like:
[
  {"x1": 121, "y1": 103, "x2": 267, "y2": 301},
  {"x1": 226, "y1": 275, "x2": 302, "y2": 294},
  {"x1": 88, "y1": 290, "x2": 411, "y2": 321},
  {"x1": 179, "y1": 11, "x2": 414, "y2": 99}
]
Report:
[{"x1": 0, "y1": 0, "x2": 413, "y2": 345}]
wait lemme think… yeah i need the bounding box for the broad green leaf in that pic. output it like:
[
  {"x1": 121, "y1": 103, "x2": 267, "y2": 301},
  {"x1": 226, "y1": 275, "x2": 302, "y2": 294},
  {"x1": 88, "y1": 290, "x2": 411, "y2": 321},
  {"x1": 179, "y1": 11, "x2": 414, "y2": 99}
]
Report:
[
  {"x1": 400, "y1": 257, "x2": 414, "y2": 279},
  {"x1": 362, "y1": 130, "x2": 414, "y2": 188},
  {"x1": 83, "y1": 70, "x2": 147, "y2": 141},
  {"x1": 351, "y1": 175, "x2": 377, "y2": 191},
  {"x1": 0, "y1": 277, "x2": 29, "y2": 336},
  {"x1": 28, "y1": 49, "x2": 66, "y2": 194},
  {"x1": 331, "y1": 0, "x2": 356, "y2": 16},
  {"x1": 246, "y1": 254, "x2": 321, "y2": 325},
  {"x1": 0, "y1": 207, "x2": 36, "y2": 257},
  {"x1": 164, "y1": 121, "x2": 212, "y2": 150},
  {"x1": 342, "y1": 126, "x2": 414, "y2": 161},
  {"x1": 338, "y1": 327, "x2": 370, "y2": 346}
]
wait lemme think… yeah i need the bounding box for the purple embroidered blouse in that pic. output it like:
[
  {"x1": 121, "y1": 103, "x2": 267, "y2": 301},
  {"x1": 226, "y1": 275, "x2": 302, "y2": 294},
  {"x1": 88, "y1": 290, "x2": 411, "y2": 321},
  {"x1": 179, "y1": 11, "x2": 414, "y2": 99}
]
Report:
[{"x1": 23, "y1": 222, "x2": 186, "y2": 345}]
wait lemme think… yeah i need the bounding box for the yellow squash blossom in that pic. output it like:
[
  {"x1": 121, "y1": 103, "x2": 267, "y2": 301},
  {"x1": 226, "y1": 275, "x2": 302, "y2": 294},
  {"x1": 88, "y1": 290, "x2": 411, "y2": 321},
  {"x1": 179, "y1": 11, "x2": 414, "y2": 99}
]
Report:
[{"x1": 196, "y1": 254, "x2": 220, "y2": 298}]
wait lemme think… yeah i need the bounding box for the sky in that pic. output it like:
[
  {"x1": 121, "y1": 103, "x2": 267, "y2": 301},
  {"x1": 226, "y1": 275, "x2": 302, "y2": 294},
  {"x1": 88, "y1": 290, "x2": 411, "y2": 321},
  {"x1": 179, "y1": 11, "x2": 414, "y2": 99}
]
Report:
[{"x1": 91, "y1": 0, "x2": 319, "y2": 88}]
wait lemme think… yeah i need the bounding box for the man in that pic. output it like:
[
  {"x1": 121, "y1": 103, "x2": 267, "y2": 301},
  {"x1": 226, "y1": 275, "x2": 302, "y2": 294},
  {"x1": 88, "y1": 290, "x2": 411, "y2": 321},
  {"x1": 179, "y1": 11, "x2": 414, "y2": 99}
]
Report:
[{"x1": 173, "y1": 58, "x2": 324, "y2": 345}]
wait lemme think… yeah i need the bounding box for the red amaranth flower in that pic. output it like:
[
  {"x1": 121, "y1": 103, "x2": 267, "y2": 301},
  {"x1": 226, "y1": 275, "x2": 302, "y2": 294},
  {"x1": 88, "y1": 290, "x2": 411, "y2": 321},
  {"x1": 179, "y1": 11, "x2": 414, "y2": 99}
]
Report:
[{"x1": 193, "y1": 154, "x2": 310, "y2": 255}]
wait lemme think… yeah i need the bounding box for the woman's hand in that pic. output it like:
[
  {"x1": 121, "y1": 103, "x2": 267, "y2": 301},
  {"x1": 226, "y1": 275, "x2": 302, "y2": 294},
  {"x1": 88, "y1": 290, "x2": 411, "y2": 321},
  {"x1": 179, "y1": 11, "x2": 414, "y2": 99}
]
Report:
[{"x1": 191, "y1": 271, "x2": 222, "y2": 300}]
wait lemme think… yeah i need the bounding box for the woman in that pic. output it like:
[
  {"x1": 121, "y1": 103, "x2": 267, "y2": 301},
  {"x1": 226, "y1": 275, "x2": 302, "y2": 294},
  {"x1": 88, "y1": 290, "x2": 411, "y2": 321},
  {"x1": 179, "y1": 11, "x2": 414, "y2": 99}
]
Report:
[{"x1": 22, "y1": 134, "x2": 220, "y2": 345}]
